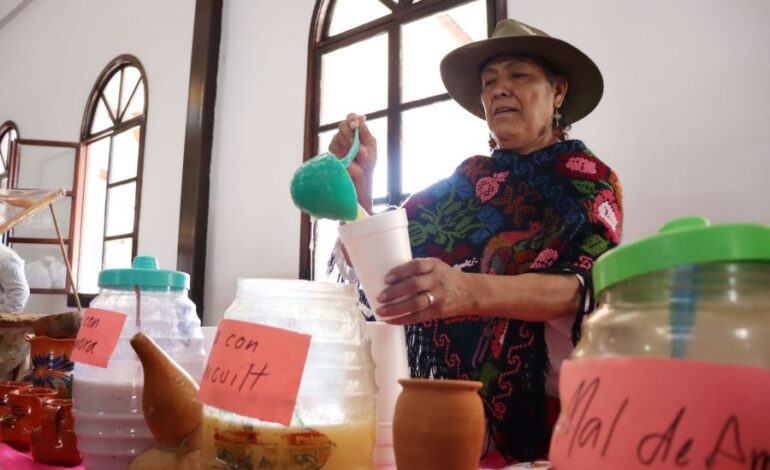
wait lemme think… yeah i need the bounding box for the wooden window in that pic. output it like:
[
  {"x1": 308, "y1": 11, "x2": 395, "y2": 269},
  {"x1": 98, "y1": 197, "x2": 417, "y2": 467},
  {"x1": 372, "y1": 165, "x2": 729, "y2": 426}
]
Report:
[
  {"x1": 302, "y1": 0, "x2": 507, "y2": 280},
  {"x1": 78, "y1": 55, "x2": 147, "y2": 296},
  {"x1": 0, "y1": 121, "x2": 18, "y2": 189}
]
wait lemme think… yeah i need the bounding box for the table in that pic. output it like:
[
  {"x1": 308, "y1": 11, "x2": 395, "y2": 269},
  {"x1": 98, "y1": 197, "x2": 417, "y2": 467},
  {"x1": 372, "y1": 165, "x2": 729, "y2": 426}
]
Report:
[{"x1": 0, "y1": 443, "x2": 83, "y2": 470}]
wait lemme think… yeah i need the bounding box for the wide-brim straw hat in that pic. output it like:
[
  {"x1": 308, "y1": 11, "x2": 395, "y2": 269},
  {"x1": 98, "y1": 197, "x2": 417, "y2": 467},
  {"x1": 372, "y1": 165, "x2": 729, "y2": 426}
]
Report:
[{"x1": 440, "y1": 18, "x2": 603, "y2": 123}]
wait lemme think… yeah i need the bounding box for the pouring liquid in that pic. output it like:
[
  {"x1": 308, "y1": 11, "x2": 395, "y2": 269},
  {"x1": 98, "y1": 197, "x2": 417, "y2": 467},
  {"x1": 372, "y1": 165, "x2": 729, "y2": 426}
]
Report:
[{"x1": 356, "y1": 204, "x2": 369, "y2": 221}]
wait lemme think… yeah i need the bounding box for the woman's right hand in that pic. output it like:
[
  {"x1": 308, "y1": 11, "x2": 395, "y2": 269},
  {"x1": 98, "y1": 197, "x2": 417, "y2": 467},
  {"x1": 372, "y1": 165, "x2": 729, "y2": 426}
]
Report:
[{"x1": 328, "y1": 113, "x2": 377, "y2": 214}]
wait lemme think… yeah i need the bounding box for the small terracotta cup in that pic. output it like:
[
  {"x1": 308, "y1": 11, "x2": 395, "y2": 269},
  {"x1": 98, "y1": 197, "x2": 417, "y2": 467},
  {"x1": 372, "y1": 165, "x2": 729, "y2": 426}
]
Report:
[
  {"x1": 0, "y1": 387, "x2": 57, "y2": 450},
  {"x1": 393, "y1": 378, "x2": 485, "y2": 470},
  {"x1": 0, "y1": 381, "x2": 31, "y2": 418},
  {"x1": 31, "y1": 398, "x2": 81, "y2": 466}
]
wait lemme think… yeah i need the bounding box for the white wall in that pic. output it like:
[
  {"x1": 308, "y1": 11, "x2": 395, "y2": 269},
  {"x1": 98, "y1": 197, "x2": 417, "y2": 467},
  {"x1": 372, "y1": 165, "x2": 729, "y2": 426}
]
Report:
[
  {"x1": 0, "y1": 0, "x2": 195, "y2": 312},
  {"x1": 204, "y1": 0, "x2": 317, "y2": 325},
  {"x1": 505, "y1": 0, "x2": 770, "y2": 242}
]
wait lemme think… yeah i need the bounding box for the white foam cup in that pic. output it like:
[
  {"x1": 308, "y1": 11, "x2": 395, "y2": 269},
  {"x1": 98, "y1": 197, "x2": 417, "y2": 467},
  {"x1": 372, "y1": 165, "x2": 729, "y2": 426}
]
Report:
[
  {"x1": 376, "y1": 423, "x2": 394, "y2": 446},
  {"x1": 375, "y1": 444, "x2": 396, "y2": 465},
  {"x1": 338, "y1": 208, "x2": 412, "y2": 318},
  {"x1": 365, "y1": 322, "x2": 410, "y2": 424},
  {"x1": 201, "y1": 325, "x2": 217, "y2": 357}
]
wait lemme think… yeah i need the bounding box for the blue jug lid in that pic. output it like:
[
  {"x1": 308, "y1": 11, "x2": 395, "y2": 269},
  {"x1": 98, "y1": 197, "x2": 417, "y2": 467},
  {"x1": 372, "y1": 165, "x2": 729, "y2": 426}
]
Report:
[{"x1": 98, "y1": 256, "x2": 189, "y2": 290}]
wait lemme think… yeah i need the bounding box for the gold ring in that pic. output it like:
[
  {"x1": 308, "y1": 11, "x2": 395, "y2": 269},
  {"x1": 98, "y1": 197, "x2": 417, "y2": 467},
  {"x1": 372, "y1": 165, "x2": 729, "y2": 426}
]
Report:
[{"x1": 423, "y1": 291, "x2": 435, "y2": 307}]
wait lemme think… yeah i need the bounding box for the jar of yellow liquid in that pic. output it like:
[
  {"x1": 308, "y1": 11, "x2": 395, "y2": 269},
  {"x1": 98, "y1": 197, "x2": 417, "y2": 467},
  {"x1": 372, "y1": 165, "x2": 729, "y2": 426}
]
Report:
[{"x1": 201, "y1": 279, "x2": 377, "y2": 469}]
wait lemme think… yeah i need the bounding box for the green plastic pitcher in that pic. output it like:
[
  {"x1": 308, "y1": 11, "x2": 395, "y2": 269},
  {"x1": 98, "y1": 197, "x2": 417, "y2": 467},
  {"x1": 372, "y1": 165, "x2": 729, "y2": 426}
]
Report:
[{"x1": 291, "y1": 128, "x2": 360, "y2": 221}]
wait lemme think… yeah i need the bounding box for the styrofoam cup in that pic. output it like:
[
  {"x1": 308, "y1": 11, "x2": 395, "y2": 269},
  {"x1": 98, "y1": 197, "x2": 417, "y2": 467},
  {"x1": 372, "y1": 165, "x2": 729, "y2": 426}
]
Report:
[
  {"x1": 338, "y1": 208, "x2": 412, "y2": 318},
  {"x1": 202, "y1": 325, "x2": 217, "y2": 356},
  {"x1": 375, "y1": 444, "x2": 396, "y2": 465},
  {"x1": 365, "y1": 322, "x2": 410, "y2": 424},
  {"x1": 376, "y1": 423, "x2": 394, "y2": 445}
]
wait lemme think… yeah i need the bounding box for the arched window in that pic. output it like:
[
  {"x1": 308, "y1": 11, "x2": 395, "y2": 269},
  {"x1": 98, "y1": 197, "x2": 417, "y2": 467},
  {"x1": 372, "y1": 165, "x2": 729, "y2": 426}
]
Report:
[
  {"x1": 78, "y1": 55, "x2": 147, "y2": 295},
  {"x1": 303, "y1": 0, "x2": 507, "y2": 280},
  {"x1": 0, "y1": 121, "x2": 18, "y2": 189}
]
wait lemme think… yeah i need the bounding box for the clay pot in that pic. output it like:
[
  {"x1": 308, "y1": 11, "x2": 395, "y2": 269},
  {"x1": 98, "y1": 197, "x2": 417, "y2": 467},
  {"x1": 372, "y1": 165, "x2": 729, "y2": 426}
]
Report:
[
  {"x1": 31, "y1": 398, "x2": 81, "y2": 466},
  {"x1": 0, "y1": 387, "x2": 57, "y2": 450},
  {"x1": 393, "y1": 378, "x2": 485, "y2": 470},
  {"x1": 22, "y1": 335, "x2": 75, "y2": 398},
  {"x1": 0, "y1": 381, "x2": 31, "y2": 418}
]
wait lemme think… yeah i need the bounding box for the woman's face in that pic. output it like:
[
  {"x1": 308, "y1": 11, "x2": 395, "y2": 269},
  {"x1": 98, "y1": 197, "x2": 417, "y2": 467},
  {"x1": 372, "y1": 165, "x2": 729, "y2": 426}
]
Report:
[{"x1": 480, "y1": 54, "x2": 567, "y2": 153}]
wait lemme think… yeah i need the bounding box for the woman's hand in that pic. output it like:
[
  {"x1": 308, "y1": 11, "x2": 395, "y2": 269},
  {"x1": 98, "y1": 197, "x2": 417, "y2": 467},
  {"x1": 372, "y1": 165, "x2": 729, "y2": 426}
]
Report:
[
  {"x1": 375, "y1": 258, "x2": 477, "y2": 324},
  {"x1": 328, "y1": 113, "x2": 377, "y2": 214}
]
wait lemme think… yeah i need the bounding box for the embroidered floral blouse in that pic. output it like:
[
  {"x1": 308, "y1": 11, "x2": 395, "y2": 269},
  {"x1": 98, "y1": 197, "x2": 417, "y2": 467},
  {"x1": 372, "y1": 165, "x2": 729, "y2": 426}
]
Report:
[{"x1": 401, "y1": 139, "x2": 623, "y2": 461}]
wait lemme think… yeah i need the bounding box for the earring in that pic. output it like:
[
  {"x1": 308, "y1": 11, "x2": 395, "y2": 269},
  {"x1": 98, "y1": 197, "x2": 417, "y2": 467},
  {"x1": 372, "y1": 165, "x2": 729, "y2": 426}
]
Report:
[{"x1": 553, "y1": 107, "x2": 562, "y2": 128}]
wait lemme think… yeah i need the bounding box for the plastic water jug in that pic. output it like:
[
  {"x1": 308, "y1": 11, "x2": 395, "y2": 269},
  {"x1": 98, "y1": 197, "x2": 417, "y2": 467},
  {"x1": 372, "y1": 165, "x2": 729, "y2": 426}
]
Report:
[{"x1": 72, "y1": 256, "x2": 206, "y2": 470}]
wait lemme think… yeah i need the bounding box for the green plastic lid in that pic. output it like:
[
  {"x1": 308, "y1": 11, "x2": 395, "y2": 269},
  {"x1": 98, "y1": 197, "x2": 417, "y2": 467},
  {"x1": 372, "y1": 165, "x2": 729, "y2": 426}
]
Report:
[
  {"x1": 98, "y1": 256, "x2": 189, "y2": 290},
  {"x1": 593, "y1": 216, "x2": 770, "y2": 295}
]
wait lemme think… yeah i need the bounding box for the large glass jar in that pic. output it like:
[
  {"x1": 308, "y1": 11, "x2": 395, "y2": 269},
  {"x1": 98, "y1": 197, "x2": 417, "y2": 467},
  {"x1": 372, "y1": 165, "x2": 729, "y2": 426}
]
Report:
[
  {"x1": 550, "y1": 218, "x2": 770, "y2": 469},
  {"x1": 201, "y1": 279, "x2": 377, "y2": 470},
  {"x1": 72, "y1": 256, "x2": 205, "y2": 470},
  {"x1": 575, "y1": 217, "x2": 770, "y2": 365}
]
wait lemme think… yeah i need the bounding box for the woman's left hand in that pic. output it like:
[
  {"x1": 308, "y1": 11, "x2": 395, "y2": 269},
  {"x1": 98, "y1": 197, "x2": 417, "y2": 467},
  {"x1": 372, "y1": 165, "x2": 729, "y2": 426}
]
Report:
[{"x1": 375, "y1": 258, "x2": 476, "y2": 324}]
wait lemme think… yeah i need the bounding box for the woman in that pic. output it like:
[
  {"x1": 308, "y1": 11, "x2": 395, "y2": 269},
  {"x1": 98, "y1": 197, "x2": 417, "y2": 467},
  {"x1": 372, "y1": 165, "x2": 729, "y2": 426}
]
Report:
[{"x1": 330, "y1": 18, "x2": 622, "y2": 462}]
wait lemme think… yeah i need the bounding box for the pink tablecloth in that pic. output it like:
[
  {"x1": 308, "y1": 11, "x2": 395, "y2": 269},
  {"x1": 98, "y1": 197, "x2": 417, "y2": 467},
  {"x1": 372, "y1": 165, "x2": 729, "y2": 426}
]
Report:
[{"x1": 0, "y1": 443, "x2": 83, "y2": 470}]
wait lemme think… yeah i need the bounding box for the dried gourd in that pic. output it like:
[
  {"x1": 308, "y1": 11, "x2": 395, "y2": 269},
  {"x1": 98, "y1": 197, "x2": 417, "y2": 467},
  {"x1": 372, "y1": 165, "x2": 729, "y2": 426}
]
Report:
[{"x1": 129, "y1": 332, "x2": 203, "y2": 470}]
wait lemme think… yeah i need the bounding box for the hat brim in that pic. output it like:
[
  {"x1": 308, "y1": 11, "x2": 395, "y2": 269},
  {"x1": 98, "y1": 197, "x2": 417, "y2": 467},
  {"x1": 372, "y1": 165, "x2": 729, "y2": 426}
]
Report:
[{"x1": 440, "y1": 35, "x2": 603, "y2": 123}]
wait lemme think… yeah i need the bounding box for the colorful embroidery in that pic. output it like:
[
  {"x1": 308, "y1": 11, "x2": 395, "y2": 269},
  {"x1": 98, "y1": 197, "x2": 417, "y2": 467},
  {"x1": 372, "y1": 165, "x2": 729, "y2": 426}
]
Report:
[
  {"x1": 593, "y1": 189, "x2": 622, "y2": 244},
  {"x1": 530, "y1": 248, "x2": 559, "y2": 269},
  {"x1": 480, "y1": 224, "x2": 542, "y2": 274},
  {"x1": 475, "y1": 171, "x2": 510, "y2": 202},
  {"x1": 408, "y1": 188, "x2": 490, "y2": 253},
  {"x1": 556, "y1": 152, "x2": 608, "y2": 181},
  {"x1": 402, "y1": 139, "x2": 623, "y2": 462}
]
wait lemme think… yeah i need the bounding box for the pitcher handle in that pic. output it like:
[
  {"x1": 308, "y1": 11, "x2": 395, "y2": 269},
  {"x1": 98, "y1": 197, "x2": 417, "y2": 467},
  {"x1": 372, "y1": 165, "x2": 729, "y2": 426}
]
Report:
[
  {"x1": 339, "y1": 127, "x2": 360, "y2": 168},
  {"x1": 40, "y1": 400, "x2": 62, "y2": 444}
]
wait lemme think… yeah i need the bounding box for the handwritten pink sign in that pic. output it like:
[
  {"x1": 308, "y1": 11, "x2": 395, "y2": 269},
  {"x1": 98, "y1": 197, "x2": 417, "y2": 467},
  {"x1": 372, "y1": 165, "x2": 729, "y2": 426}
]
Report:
[
  {"x1": 550, "y1": 358, "x2": 770, "y2": 469},
  {"x1": 70, "y1": 308, "x2": 127, "y2": 368},
  {"x1": 197, "y1": 319, "x2": 312, "y2": 426}
]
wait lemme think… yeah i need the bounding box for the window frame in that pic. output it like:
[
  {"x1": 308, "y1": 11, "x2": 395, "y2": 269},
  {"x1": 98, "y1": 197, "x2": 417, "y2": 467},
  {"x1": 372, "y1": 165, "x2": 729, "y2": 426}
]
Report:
[
  {"x1": 0, "y1": 121, "x2": 18, "y2": 246},
  {"x1": 72, "y1": 54, "x2": 148, "y2": 305},
  {"x1": 0, "y1": 121, "x2": 19, "y2": 189},
  {"x1": 300, "y1": 0, "x2": 507, "y2": 279}
]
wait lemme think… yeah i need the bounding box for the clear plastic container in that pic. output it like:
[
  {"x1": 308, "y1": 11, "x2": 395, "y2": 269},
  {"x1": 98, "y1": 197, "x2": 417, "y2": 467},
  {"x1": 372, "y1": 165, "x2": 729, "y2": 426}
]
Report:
[
  {"x1": 201, "y1": 279, "x2": 377, "y2": 470},
  {"x1": 574, "y1": 262, "x2": 770, "y2": 366},
  {"x1": 551, "y1": 217, "x2": 770, "y2": 469},
  {"x1": 72, "y1": 256, "x2": 205, "y2": 470},
  {"x1": 574, "y1": 217, "x2": 770, "y2": 366}
]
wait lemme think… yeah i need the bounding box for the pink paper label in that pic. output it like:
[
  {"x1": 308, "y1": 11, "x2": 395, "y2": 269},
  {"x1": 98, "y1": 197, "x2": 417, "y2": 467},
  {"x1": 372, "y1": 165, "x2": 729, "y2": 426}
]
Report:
[
  {"x1": 550, "y1": 358, "x2": 770, "y2": 470},
  {"x1": 70, "y1": 308, "x2": 127, "y2": 368},
  {"x1": 197, "y1": 319, "x2": 311, "y2": 426}
]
